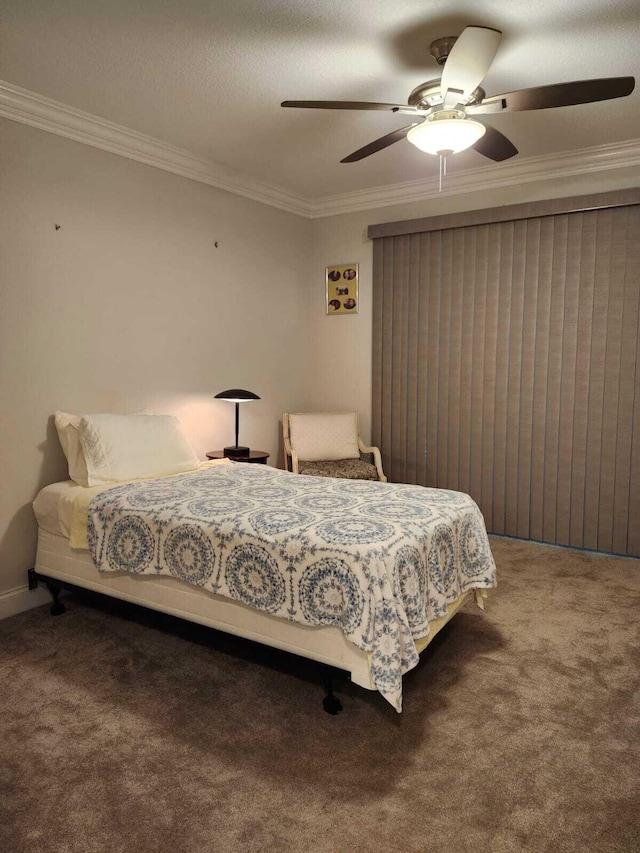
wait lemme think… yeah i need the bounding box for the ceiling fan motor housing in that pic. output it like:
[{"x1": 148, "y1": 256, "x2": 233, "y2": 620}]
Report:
[{"x1": 408, "y1": 80, "x2": 485, "y2": 111}]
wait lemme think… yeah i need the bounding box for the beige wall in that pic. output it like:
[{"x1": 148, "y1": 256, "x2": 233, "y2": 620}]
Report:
[
  {"x1": 308, "y1": 166, "x2": 640, "y2": 443},
  {"x1": 0, "y1": 119, "x2": 313, "y2": 597},
  {"x1": 1, "y1": 114, "x2": 638, "y2": 600}
]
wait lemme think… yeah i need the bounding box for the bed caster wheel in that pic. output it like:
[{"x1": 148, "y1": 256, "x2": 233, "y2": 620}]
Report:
[
  {"x1": 46, "y1": 582, "x2": 66, "y2": 616},
  {"x1": 322, "y1": 694, "x2": 343, "y2": 715}
]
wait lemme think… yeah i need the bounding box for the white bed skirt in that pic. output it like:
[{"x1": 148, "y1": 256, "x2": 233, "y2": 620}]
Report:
[{"x1": 34, "y1": 529, "x2": 472, "y2": 691}]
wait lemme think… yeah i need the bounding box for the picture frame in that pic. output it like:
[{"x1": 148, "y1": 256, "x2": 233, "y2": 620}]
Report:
[{"x1": 326, "y1": 263, "x2": 359, "y2": 315}]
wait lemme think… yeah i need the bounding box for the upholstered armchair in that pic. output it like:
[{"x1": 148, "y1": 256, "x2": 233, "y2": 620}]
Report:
[{"x1": 282, "y1": 412, "x2": 387, "y2": 482}]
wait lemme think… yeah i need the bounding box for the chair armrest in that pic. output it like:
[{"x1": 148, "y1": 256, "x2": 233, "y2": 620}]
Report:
[
  {"x1": 358, "y1": 437, "x2": 387, "y2": 482},
  {"x1": 283, "y1": 435, "x2": 299, "y2": 474}
]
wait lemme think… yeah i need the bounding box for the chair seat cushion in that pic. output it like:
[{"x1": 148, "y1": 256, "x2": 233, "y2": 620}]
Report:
[{"x1": 298, "y1": 458, "x2": 379, "y2": 481}]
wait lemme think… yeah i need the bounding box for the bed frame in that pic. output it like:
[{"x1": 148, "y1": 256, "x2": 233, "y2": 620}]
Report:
[{"x1": 28, "y1": 528, "x2": 476, "y2": 714}]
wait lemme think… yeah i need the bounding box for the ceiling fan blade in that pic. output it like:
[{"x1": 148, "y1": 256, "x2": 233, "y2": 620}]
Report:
[
  {"x1": 281, "y1": 100, "x2": 411, "y2": 112},
  {"x1": 473, "y1": 76, "x2": 635, "y2": 112},
  {"x1": 472, "y1": 123, "x2": 518, "y2": 161},
  {"x1": 341, "y1": 123, "x2": 419, "y2": 163},
  {"x1": 440, "y1": 26, "x2": 502, "y2": 102}
]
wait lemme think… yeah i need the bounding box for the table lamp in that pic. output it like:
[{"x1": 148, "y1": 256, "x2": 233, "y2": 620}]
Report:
[{"x1": 214, "y1": 389, "x2": 260, "y2": 457}]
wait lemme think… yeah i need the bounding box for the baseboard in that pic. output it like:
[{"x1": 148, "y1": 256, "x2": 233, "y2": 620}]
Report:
[
  {"x1": 488, "y1": 532, "x2": 640, "y2": 560},
  {"x1": 0, "y1": 583, "x2": 53, "y2": 620}
]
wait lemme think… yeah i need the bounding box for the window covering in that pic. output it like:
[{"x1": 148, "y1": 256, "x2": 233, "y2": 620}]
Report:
[{"x1": 371, "y1": 189, "x2": 640, "y2": 556}]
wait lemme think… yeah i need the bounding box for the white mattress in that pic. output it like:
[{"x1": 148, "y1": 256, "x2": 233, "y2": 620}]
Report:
[{"x1": 32, "y1": 480, "x2": 87, "y2": 539}]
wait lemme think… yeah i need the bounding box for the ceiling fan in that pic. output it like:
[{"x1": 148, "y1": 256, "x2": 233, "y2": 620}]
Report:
[{"x1": 281, "y1": 26, "x2": 635, "y2": 164}]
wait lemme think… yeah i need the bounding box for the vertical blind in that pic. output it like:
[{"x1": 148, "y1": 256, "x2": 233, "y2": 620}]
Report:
[{"x1": 372, "y1": 202, "x2": 640, "y2": 556}]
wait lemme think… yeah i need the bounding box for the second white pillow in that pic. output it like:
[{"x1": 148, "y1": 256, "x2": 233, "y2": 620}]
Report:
[{"x1": 78, "y1": 413, "x2": 200, "y2": 485}]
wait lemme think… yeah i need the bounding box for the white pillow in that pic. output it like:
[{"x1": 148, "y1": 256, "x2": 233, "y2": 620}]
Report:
[
  {"x1": 54, "y1": 409, "x2": 153, "y2": 486},
  {"x1": 54, "y1": 412, "x2": 89, "y2": 486},
  {"x1": 288, "y1": 412, "x2": 359, "y2": 462},
  {"x1": 77, "y1": 414, "x2": 200, "y2": 486}
]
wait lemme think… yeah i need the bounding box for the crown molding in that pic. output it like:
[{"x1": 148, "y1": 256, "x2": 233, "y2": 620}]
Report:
[
  {"x1": 1, "y1": 79, "x2": 638, "y2": 221},
  {"x1": 308, "y1": 138, "x2": 640, "y2": 218},
  {"x1": 0, "y1": 79, "x2": 313, "y2": 218}
]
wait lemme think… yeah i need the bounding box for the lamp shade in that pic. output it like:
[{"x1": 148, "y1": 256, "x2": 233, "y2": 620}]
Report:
[
  {"x1": 215, "y1": 389, "x2": 260, "y2": 403},
  {"x1": 214, "y1": 389, "x2": 260, "y2": 457},
  {"x1": 407, "y1": 112, "x2": 486, "y2": 155}
]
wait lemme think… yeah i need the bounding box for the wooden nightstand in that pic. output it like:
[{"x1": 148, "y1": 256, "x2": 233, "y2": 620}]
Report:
[{"x1": 206, "y1": 450, "x2": 270, "y2": 464}]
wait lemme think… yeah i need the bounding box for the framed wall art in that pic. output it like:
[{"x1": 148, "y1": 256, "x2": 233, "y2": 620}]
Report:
[{"x1": 326, "y1": 263, "x2": 358, "y2": 315}]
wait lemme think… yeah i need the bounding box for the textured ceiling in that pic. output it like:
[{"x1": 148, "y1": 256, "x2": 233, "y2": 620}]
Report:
[{"x1": 1, "y1": 0, "x2": 638, "y2": 200}]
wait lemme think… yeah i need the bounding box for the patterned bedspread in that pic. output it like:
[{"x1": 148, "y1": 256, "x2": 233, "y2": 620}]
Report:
[{"x1": 87, "y1": 464, "x2": 496, "y2": 711}]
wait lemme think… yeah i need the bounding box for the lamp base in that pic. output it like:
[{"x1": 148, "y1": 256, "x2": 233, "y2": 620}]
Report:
[{"x1": 223, "y1": 446, "x2": 250, "y2": 458}]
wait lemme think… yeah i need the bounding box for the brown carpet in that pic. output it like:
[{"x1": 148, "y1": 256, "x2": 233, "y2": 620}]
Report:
[{"x1": 1, "y1": 537, "x2": 639, "y2": 853}]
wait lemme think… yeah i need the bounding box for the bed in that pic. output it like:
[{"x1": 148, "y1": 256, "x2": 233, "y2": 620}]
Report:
[{"x1": 30, "y1": 412, "x2": 497, "y2": 713}]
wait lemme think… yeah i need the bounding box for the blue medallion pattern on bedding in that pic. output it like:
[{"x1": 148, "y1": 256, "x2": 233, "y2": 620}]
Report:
[{"x1": 87, "y1": 464, "x2": 496, "y2": 711}]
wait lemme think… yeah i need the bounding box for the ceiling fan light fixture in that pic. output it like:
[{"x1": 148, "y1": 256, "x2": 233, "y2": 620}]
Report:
[{"x1": 407, "y1": 111, "x2": 486, "y2": 155}]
